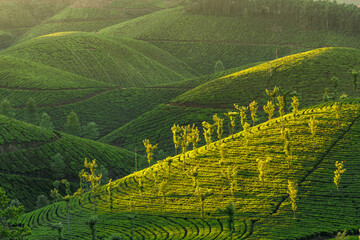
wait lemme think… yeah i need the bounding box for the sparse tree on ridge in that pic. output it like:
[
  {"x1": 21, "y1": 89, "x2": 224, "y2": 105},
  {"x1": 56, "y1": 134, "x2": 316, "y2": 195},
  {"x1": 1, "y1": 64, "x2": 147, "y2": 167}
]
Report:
[
  {"x1": 39, "y1": 112, "x2": 54, "y2": 137},
  {"x1": 256, "y1": 157, "x2": 271, "y2": 187},
  {"x1": 194, "y1": 186, "x2": 213, "y2": 220},
  {"x1": 287, "y1": 180, "x2": 298, "y2": 219},
  {"x1": 143, "y1": 139, "x2": 158, "y2": 168},
  {"x1": 224, "y1": 111, "x2": 238, "y2": 135},
  {"x1": 308, "y1": 116, "x2": 317, "y2": 152},
  {"x1": 266, "y1": 87, "x2": 279, "y2": 104},
  {"x1": 213, "y1": 114, "x2": 224, "y2": 140},
  {"x1": 234, "y1": 104, "x2": 248, "y2": 128},
  {"x1": 82, "y1": 159, "x2": 102, "y2": 214},
  {"x1": 82, "y1": 122, "x2": 99, "y2": 140},
  {"x1": 107, "y1": 179, "x2": 116, "y2": 214},
  {"x1": 25, "y1": 97, "x2": 38, "y2": 124},
  {"x1": 249, "y1": 100, "x2": 258, "y2": 126},
  {"x1": 180, "y1": 125, "x2": 191, "y2": 170},
  {"x1": 291, "y1": 96, "x2": 299, "y2": 118},
  {"x1": 264, "y1": 101, "x2": 275, "y2": 120},
  {"x1": 189, "y1": 124, "x2": 200, "y2": 150},
  {"x1": 171, "y1": 124, "x2": 181, "y2": 155},
  {"x1": 277, "y1": 95, "x2": 285, "y2": 119},
  {"x1": 334, "y1": 161, "x2": 346, "y2": 193},
  {"x1": 188, "y1": 165, "x2": 199, "y2": 188},
  {"x1": 331, "y1": 76, "x2": 339, "y2": 100},
  {"x1": 202, "y1": 121, "x2": 216, "y2": 145},
  {"x1": 219, "y1": 142, "x2": 226, "y2": 168}
]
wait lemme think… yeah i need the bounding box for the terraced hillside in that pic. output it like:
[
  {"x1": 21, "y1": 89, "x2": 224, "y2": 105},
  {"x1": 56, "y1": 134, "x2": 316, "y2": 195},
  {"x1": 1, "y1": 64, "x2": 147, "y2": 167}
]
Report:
[
  {"x1": 20, "y1": 99, "x2": 360, "y2": 239},
  {"x1": 101, "y1": 47, "x2": 360, "y2": 154},
  {"x1": 100, "y1": 7, "x2": 360, "y2": 74},
  {"x1": 16, "y1": 0, "x2": 183, "y2": 43},
  {"x1": 2, "y1": 32, "x2": 196, "y2": 86},
  {"x1": 0, "y1": 115, "x2": 135, "y2": 210}
]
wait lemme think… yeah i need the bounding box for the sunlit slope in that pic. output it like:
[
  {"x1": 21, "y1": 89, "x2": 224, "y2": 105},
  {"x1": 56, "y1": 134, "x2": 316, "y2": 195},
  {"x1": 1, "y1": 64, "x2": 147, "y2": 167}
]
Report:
[
  {"x1": 20, "y1": 99, "x2": 360, "y2": 239},
  {"x1": 16, "y1": 0, "x2": 182, "y2": 43},
  {"x1": 101, "y1": 47, "x2": 360, "y2": 154},
  {"x1": 100, "y1": 7, "x2": 360, "y2": 75},
  {"x1": 0, "y1": 115, "x2": 134, "y2": 210},
  {"x1": 0, "y1": 55, "x2": 111, "y2": 89},
  {"x1": 174, "y1": 47, "x2": 360, "y2": 108},
  {"x1": 2, "y1": 32, "x2": 195, "y2": 87}
]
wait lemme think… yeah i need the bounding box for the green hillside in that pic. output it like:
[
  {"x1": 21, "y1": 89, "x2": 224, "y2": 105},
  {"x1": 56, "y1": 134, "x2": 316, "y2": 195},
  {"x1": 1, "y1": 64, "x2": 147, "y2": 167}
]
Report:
[
  {"x1": 19, "y1": 99, "x2": 360, "y2": 239},
  {"x1": 0, "y1": 55, "x2": 111, "y2": 89},
  {"x1": 0, "y1": 114, "x2": 135, "y2": 210},
  {"x1": 16, "y1": 0, "x2": 182, "y2": 43},
  {"x1": 101, "y1": 47, "x2": 360, "y2": 154},
  {"x1": 0, "y1": 30, "x2": 13, "y2": 49},
  {"x1": 100, "y1": 7, "x2": 360, "y2": 74},
  {"x1": 2, "y1": 32, "x2": 196, "y2": 87}
]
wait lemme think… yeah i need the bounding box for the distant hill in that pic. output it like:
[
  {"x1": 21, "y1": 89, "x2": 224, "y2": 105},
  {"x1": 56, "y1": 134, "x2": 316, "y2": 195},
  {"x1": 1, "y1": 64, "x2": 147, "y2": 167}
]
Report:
[
  {"x1": 15, "y1": 0, "x2": 183, "y2": 43},
  {"x1": 101, "y1": 47, "x2": 360, "y2": 155},
  {"x1": 0, "y1": 114, "x2": 135, "y2": 210},
  {"x1": 2, "y1": 32, "x2": 196, "y2": 87},
  {"x1": 19, "y1": 99, "x2": 360, "y2": 239},
  {"x1": 100, "y1": 7, "x2": 360, "y2": 75}
]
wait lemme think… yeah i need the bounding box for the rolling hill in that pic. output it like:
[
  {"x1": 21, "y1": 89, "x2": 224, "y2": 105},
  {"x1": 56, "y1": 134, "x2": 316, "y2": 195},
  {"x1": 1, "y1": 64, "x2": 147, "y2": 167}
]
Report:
[
  {"x1": 15, "y1": 0, "x2": 183, "y2": 43},
  {"x1": 2, "y1": 32, "x2": 196, "y2": 87},
  {"x1": 100, "y1": 6, "x2": 360, "y2": 75},
  {"x1": 0, "y1": 114, "x2": 135, "y2": 210},
  {"x1": 18, "y1": 98, "x2": 360, "y2": 239},
  {"x1": 101, "y1": 47, "x2": 360, "y2": 155}
]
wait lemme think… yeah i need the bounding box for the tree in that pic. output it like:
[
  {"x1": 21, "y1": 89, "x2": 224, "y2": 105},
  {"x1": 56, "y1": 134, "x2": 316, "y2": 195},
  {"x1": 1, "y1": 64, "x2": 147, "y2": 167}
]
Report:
[
  {"x1": 85, "y1": 215, "x2": 98, "y2": 240},
  {"x1": 249, "y1": 100, "x2": 258, "y2": 126},
  {"x1": 107, "y1": 179, "x2": 115, "y2": 214},
  {"x1": 283, "y1": 128, "x2": 292, "y2": 169},
  {"x1": 287, "y1": 180, "x2": 298, "y2": 219},
  {"x1": 334, "y1": 161, "x2": 346, "y2": 193},
  {"x1": 143, "y1": 139, "x2": 158, "y2": 168},
  {"x1": 65, "y1": 111, "x2": 81, "y2": 136},
  {"x1": 323, "y1": 88, "x2": 329, "y2": 102},
  {"x1": 263, "y1": 101, "x2": 275, "y2": 120},
  {"x1": 234, "y1": 104, "x2": 248, "y2": 128},
  {"x1": 214, "y1": 60, "x2": 225, "y2": 73},
  {"x1": 171, "y1": 124, "x2": 181, "y2": 155},
  {"x1": 334, "y1": 102, "x2": 342, "y2": 129},
  {"x1": 82, "y1": 122, "x2": 99, "y2": 140},
  {"x1": 188, "y1": 166, "x2": 199, "y2": 188},
  {"x1": 218, "y1": 202, "x2": 236, "y2": 240},
  {"x1": 265, "y1": 87, "x2": 279, "y2": 104},
  {"x1": 224, "y1": 111, "x2": 238, "y2": 135},
  {"x1": 82, "y1": 159, "x2": 102, "y2": 214},
  {"x1": 39, "y1": 112, "x2": 54, "y2": 132},
  {"x1": 0, "y1": 187, "x2": 31, "y2": 239},
  {"x1": 353, "y1": 69, "x2": 359, "y2": 91},
  {"x1": 277, "y1": 95, "x2": 285, "y2": 119},
  {"x1": 308, "y1": 116, "x2": 317, "y2": 151},
  {"x1": 36, "y1": 194, "x2": 49, "y2": 209},
  {"x1": 243, "y1": 122, "x2": 251, "y2": 156},
  {"x1": 61, "y1": 179, "x2": 72, "y2": 234},
  {"x1": 164, "y1": 157, "x2": 173, "y2": 178},
  {"x1": 213, "y1": 114, "x2": 224, "y2": 140},
  {"x1": 331, "y1": 76, "x2": 339, "y2": 100},
  {"x1": 291, "y1": 96, "x2": 299, "y2": 118},
  {"x1": 25, "y1": 97, "x2": 38, "y2": 124},
  {"x1": 136, "y1": 172, "x2": 145, "y2": 197},
  {"x1": 189, "y1": 124, "x2": 200, "y2": 150},
  {"x1": 194, "y1": 186, "x2": 213, "y2": 220},
  {"x1": 50, "y1": 153, "x2": 66, "y2": 179},
  {"x1": 221, "y1": 166, "x2": 238, "y2": 205},
  {"x1": 256, "y1": 157, "x2": 271, "y2": 187},
  {"x1": 73, "y1": 187, "x2": 84, "y2": 206},
  {"x1": 335, "y1": 230, "x2": 349, "y2": 240},
  {"x1": 0, "y1": 100, "x2": 14, "y2": 118},
  {"x1": 202, "y1": 121, "x2": 215, "y2": 145},
  {"x1": 49, "y1": 222, "x2": 63, "y2": 240},
  {"x1": 125, "y1": 214, "x2": 137, "y2": 239},
  {"x1": 219, "y1": 143, "x2": 226, "y2": 168}
]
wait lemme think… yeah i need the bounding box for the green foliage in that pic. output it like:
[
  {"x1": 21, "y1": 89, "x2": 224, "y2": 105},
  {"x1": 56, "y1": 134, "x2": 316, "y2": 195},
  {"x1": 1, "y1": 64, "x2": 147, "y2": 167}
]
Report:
[
  {"x1": 50, "y1": 153, "x2": 66, "y2": 179},
  {"x1": 0, "y1": 187, "x2": 31, "y2": 239},
  {"x1": 85, "y1": 215, "x2": 98, "y2": 240},
  {"x1": 65, "y1": 111, "x2": 81, "y2": 136},
  {"x1": 263, "y1": 101, "x2": 275, "y2": 120},
  {"x1": 0, "y1": 100, "x2": 14, "y2": 118},
  {"x1": 39, "y1": 112, "x2": 54, "y2": 133},
  {"x1": 82, "y1": 122, "x2": 99, "y2": 140},
  {"x1": 49, "y1": 222, "x2": 63, "y2": 240},
  {"x1": 218, "y1": 202, "x2": 236, "y2": 240},
  {"x1": 25, "y1": 98, "x2": 38, "y2": 124},
  {"x1": 214, "y1": 60, "x2": 225, "y2": 73},
  {"x1": 334, "y1": 161, "x2": 346, "y2": 193},
  {"x1": 143, "y1": 139, "x2": 158, "y2": 167},
  {"x1": 36, "y1": 195, "x2": 49, "y2": 209}
]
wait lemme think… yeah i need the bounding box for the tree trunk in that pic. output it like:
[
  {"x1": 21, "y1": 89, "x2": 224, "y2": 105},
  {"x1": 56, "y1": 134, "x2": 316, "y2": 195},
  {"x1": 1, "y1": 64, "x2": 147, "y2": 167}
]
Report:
[{"x1": 67, "y1": 204, "x2": 70, "y2": 234}]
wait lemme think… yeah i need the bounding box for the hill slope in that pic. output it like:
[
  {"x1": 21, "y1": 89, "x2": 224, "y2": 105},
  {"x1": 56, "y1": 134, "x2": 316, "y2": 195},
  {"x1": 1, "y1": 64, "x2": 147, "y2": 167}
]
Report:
[
  {"x1": 19, "y1": 99, "x2": 360, "y2": 239},
  {"x1": 0, "y1": 115, "x2": 135, "y2": 210},
  {"x1": 101, "y1": 47, "x2": 360, "y2": 154},
  {"x1": 100, "y1": 7, "x2": 360, "y2": 74},
  {"x1": 2, "y1": 32, "x2": 196, "y2": 87}
]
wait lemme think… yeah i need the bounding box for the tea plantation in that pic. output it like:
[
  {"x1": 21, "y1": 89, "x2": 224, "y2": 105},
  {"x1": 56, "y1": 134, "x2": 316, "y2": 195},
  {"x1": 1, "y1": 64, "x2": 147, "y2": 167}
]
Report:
[{"x1": 18, "y1": 98, "x2": 360, "y2": 239}]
